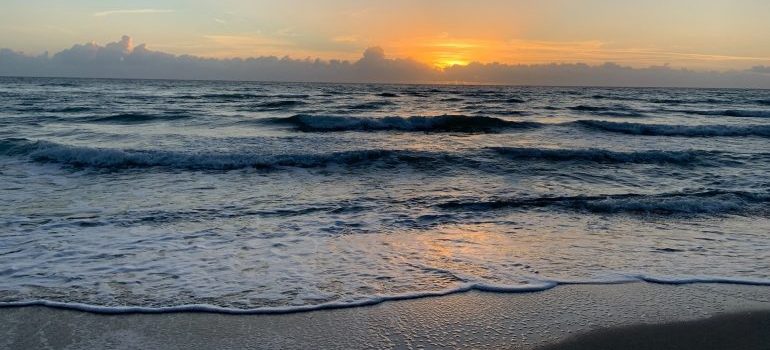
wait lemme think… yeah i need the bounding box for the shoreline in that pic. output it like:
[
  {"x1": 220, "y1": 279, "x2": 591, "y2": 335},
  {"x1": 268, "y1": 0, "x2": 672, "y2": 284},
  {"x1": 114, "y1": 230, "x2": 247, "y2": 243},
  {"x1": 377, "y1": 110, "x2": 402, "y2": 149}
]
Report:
[
  {"x1": 2, "y1": 282, "x2": 769, "y2": 349},
  {"x1": 2, "y1": 277, "x2": 769, "y2": 316}
]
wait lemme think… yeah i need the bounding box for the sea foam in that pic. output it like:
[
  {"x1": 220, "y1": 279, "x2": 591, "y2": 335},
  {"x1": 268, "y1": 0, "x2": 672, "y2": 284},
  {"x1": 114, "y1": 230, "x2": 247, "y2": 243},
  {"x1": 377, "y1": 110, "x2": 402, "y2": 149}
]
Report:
[{"x1": 1, "y1": 276, "x2": 768, "y2": 315}]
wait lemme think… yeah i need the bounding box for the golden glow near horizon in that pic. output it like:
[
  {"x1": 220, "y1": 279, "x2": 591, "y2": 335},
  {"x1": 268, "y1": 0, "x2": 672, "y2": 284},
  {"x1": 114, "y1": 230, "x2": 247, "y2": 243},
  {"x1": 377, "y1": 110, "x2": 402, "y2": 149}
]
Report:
[
  {"x1": 2, "y1": 0, "x2": 770, "y2": 70},
  {"x1": 426, "y1": 41, "x2": 479, "y2": 68}
]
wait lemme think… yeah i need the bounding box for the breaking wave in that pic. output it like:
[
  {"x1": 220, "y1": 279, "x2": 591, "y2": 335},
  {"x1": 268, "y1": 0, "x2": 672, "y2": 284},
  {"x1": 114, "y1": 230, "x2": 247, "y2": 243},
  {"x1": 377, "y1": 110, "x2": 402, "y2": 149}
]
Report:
[
  {"x1": 0, "y1": 138, "x2": 460, "y2": 170},
  {"x1": 266, "y1": 114, "x2": 541, "y2": 132}
]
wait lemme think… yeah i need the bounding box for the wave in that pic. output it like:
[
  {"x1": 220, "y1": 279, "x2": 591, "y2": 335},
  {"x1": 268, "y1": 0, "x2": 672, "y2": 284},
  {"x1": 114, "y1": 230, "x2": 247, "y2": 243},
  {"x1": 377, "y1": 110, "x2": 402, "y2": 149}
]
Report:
[
  {"x1": 496, "y1": 98, "x2": 526, "y2": 104},
  {"x1": 573, "y1": 120, "x2": 770, "y2": 137},
  {"x1": 267, "y1": 114, "x2": 541, "y2": 133},
  {"x1": 649, "y1": 98, "x2": 728, "y2": 105},
  {"x1": 254, "y1": 100, "x2": 306, "y2": 109},
  {"x1": 648, "y1": 98, "x2": 685, "y2": 104},
  {"x1": 569, "y1": 105, "x2": 615, "y2": 112},
  {"x1": 377, "y1": 92, "x2": 400, "y2": 98},
  {"x1": 48, "y1": 106, "x2": 92, "y2": 113},
  {"x1": 1, "y1": 277, "x2": 767, "y2": 315},
  {"x1": 568, "y1": 105, "x2": 647, "y2": 117},
  {"x1": 0, "y1": 138, "x2": 460, "y2": 170},
  {"x1": 84, "y1": 113, "x2": 192, "y2": 124},
  {"x1": 710, "y1": 110, "x2": 770, "y2": 119},
  {"x1": 348, "y1": 101, "x2": 396, "y2": 110},
  {"x1": 438, "y1": 190, "x2": 770, "y2": 215},
  {"x1": 38, "y1": 82, "x2": 79, "y2": 87},
  {"x1": 490, "y1": 147, "x2": 718, "y2": 165},
  {"x1": 680, "y1": 109, "x2": 770, "y2": 118},
  {"x1": 195, "y1": 93, "x2": 267, "y2": 100}
]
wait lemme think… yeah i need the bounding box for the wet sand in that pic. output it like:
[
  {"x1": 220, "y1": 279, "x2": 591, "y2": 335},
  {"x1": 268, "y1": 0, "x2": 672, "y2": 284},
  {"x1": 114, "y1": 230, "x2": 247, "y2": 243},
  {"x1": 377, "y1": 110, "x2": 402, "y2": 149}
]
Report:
[
  {"x1": 540, "y1": 309, "x2": 770, "y2": 350},
  {"x1": 1, "y1": 282, "x2": 768, "y2": 349}
]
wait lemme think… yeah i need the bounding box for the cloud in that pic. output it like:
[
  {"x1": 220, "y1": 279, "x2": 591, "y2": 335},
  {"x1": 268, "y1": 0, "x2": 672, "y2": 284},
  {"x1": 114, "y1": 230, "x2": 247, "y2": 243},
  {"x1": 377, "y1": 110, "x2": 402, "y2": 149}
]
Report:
[
  {"x1": 93, "y1": 9, "x2": 174, "y2": 17},
  {"x1": 1, "y1": 36, "x2": 770, "y2": 88}
]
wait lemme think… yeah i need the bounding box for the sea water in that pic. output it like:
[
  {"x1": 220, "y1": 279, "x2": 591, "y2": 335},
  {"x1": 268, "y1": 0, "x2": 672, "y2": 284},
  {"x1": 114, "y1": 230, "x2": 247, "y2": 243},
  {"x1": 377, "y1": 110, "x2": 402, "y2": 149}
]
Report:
[{"x1": 1, "y1": 77, "x2": 768, "y2": 313}]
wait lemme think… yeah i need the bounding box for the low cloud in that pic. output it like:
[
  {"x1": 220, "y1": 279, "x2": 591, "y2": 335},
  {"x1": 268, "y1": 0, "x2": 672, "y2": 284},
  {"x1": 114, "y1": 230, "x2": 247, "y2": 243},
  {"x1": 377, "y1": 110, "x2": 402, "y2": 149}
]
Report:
[{"x1": 1, "y1": 36, "x2": 769, "y2": 88}]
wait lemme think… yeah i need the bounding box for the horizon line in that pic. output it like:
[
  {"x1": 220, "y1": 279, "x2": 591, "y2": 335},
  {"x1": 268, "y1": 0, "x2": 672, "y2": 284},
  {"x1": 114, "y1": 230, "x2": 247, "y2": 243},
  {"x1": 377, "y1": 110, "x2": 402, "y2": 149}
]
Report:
[{"x1": 2, "y1": 74, "x2": 768, "y2": 91}]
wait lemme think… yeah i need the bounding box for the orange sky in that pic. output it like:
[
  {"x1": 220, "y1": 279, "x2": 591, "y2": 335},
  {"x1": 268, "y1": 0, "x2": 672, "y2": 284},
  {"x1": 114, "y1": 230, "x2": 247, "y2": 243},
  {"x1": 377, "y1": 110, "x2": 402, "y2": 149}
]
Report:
[{"x1": 2, "y1": 0, "x2": 770, "y2": 70}]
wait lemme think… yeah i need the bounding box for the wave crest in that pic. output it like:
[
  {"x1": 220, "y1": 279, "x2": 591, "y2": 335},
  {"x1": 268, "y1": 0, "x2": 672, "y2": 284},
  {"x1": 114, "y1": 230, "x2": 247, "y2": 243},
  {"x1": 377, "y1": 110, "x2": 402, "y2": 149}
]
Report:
[
  {"x1": 568, "y1": 105, "x2": 647, "y2": 117},
  {"x1": 681, "y1": 109, "x2": 770, "y2": 118},
  {"x1": 574, "y1": 120, "x2": 770, "y2": 137},
  {"x1": 438, "y1": 190, "x2": 770, "y2": 215},
  {"x1": 267, "y1": 114, "x2": 541, "y2": 133},
  {"x1": 254, "y1": 100, "x2": 306, "y2": 109},
  {"x1": 85, "y1": 113, "x2": 192, "y2": 124},
  {"x1": 0, "y1": 138, "x2": 456, "y2": 170},
  {"x1": 490, "y1": 147, "x2": 715, "y2": 165}
]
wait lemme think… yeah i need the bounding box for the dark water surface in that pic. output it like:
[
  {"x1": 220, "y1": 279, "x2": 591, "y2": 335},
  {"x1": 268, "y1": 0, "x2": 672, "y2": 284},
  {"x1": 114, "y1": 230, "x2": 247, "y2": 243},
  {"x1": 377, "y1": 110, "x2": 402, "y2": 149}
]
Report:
[{"x1": 1, "y1": 77, "x2": 768, "y2": 312}]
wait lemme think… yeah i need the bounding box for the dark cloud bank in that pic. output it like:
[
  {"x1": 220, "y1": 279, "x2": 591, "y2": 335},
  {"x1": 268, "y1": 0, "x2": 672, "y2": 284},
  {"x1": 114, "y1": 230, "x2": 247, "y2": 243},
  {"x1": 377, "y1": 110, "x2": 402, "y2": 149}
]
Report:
[{"x1": 2, "y1": 36, "x2": 770, "y2": 88}]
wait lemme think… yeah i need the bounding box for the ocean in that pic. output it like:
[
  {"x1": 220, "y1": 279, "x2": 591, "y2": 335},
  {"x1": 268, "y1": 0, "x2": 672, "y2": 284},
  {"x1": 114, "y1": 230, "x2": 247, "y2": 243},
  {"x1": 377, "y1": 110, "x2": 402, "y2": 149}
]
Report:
[{"x1": 0, "y1": 76, "x2": 768, "y2": 313}]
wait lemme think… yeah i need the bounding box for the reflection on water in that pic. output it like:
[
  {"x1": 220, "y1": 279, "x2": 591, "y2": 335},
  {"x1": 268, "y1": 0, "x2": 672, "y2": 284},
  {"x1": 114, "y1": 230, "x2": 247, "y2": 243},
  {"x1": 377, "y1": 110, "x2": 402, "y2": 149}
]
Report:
[{"x1": 0, "y1": 77, "x2": 769, "y2": 310}]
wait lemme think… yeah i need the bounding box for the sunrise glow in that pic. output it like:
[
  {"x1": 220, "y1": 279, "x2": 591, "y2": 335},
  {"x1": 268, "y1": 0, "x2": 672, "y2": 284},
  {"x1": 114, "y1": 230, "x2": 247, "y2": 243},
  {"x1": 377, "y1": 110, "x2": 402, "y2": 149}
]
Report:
[{"x1": 2, "y1": 0, "x2": 769, "y2": 71}]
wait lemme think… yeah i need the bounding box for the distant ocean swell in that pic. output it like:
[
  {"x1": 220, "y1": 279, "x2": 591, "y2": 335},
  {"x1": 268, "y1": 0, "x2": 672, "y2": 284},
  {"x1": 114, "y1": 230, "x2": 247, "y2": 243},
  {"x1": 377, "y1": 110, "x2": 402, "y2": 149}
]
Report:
[
  {"x1": 567, "y1": 105, "x2": 648, "y2": 117},
  {"x1": 11, "y1": 111, "x2": 770, "y2": 138},
  {"x1": 574, "y1": 120, "x2": 770, "y2": 137},
  {"x1": 0, "y1": 138, "x2": 463, "y2": 170},
  {"x1": 438, "y1": 190, "x2": 770, "y2": 215},
  {"x1": 86, "y1": 112, "x2": 194, "y2": 124},
  {"x1": 262, "y1": 115, "x2": 770, "y2": 137},
  {"x1": 678, "y1": 109, "x2": 770, "y2": 118},
  {"x1": 489, "y1": 147, "x2": 726, "y2": 165},
  {"x1": 264, "y1": 114, "x2": 541, "y2": 132},
  {"x1": 1, "y1": 138, "x2": 759, "y2": 170}
]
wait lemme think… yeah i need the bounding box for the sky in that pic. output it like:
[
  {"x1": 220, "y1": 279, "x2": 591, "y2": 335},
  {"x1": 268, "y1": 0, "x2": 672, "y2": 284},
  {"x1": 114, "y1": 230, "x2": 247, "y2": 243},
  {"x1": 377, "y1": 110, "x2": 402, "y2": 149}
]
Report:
[
  {"x1": 2, "y1": 1, "x2": 770, "y2": 87},
  {"x1": 2, "y1": 0, "x2": 770, "y2": 70}
]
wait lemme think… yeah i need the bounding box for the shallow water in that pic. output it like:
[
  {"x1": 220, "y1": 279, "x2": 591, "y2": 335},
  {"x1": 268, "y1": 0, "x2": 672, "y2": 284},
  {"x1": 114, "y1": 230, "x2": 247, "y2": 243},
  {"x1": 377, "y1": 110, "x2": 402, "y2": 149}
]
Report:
[{"x1": 1, "y1": 77, "x2": 769, "y2": 312}]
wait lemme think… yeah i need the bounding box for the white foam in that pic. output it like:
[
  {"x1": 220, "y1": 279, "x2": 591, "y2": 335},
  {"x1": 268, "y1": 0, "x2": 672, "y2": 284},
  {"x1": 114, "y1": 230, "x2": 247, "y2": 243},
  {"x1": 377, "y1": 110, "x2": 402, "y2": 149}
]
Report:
[{"x1": 2, "y1": 277, "x2": 767, "y2": 315}]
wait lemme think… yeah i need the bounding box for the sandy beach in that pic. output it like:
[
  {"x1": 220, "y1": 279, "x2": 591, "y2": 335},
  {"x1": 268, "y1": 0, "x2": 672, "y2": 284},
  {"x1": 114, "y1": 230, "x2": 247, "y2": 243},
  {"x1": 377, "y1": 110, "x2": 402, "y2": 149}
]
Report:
[
  {"x1": 542, "y1": 309, "x2": 770, "y2": 350},
  {"x1": 2, "y1": 282, "x2": 768, "y2": 349}
]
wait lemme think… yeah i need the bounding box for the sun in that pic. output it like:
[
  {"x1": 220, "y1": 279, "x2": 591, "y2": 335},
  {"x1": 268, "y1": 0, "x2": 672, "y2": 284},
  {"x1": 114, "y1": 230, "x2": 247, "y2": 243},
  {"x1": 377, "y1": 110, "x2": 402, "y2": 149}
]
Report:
[
  {"x1": 397, "y1": 38, "x2": 480, "y2": 69},
  {"x1": 435, "y1": 58, "x2": 470, "y2": 69},
  {"x1": 429, "y1": 40, "x2": 478, "y2": 69}
]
